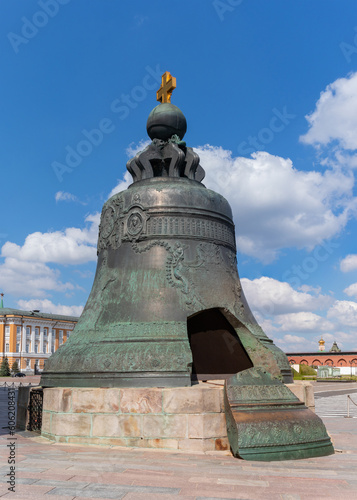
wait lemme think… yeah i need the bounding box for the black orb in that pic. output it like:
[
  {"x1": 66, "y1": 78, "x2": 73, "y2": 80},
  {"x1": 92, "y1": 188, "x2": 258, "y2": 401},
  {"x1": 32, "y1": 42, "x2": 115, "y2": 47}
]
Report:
[{"x1": 147, "y1": 103, "x2": 187, "y2": 141}]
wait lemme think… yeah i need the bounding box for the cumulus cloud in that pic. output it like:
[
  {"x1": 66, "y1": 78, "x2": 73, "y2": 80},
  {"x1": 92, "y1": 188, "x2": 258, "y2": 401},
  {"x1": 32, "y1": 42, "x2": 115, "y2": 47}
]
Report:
[
  {"x1": 340, "y1": 254, "x2": 357, "y2": 272},
  {"x1": 0, "y1": 213, "x2": 99, "y2": 299},
  {"x1": 126, "y1": 139, "x2": 150, "y2": 158},
  {"x1": 17, "y1": 299, "x2": 83, "y2": 317},
  {"x1": 322, "y1": 331, "x2": 356, "y2": 346},
  {"x1": 1, "y1": 213, "x2": 99, "y2": 266},
  {"x1": 106, "y1": 142, "x2": 356, "y2": 262},
  {"x1": 272, "y1": 334, "x2": 316, "y2": 353},
  {"x1": 240, "y1": 277, "x2": 357, "y2": 351},
  {"x1": 327, "y1": 300, "x2": 357, "y2": 327},
  {"x1": 274, "y1": 311, "x2": 334, "y2": 333},
  {"x1": 241, "y1": 276, "x2": 332, "y2": 315},
  {"x1": 108, "y1": 140, "x2": 151, "y2": 199},
  {"x1": 197, "y1": 147, "x2": 355, "y2": 261},
  {"x1": 283, "y1": 334, "x2": 307, "y2": 344},
  {"x1": 300, "y1": 72, "x2": 357, "y2": 151},
  {"x1": 108, "y1": 171, "x2": 132, "y2": 199},
  {"x1": 0, "y1": 258, "x2": 74, "y2": 297},
  {"x1": 344, "y1": 283, "x2": 357, "y2": 299}
]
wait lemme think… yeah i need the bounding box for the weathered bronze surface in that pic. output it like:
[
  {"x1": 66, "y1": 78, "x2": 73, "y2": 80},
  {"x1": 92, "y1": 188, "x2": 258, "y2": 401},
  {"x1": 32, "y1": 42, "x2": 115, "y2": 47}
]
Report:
[
  {"x1": 41, "y1": 80, "x2": 294, "y2": 387},
  {"x1": 146, "y1": 103, "x2": 187, "y2": 142},
  {"x1": 42, "y1": 171, "x2": 292, "y2": 387},
  {"x1": 42, "y1": 94, "x2": 293, "y2": 388},
  {"x1": 224, "y1": 368, "x2": 334, "y2": 460}
]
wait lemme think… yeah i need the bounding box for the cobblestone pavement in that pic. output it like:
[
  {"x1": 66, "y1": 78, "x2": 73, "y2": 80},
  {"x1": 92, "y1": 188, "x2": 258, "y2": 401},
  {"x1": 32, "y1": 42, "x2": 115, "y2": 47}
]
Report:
[
  {"x1": 314, "y1": 381, "x2": 357, "y2": 418},
  {"x1": 0, "y1": 383, "x2": 357, "y2": 500}
]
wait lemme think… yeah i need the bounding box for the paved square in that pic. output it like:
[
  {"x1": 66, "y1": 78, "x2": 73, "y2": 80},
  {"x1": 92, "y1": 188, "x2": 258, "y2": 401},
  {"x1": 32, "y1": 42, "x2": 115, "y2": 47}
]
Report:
[{"x1": 1, "y1": 382, "x2": 357, "y2": 499}]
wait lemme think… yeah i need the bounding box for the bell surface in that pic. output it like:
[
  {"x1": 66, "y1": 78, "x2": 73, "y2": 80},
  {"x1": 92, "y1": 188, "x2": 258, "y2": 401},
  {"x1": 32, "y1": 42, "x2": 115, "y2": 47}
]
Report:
[{"x1": 42, "y1": 173, "x2": 292, "y2": 388}]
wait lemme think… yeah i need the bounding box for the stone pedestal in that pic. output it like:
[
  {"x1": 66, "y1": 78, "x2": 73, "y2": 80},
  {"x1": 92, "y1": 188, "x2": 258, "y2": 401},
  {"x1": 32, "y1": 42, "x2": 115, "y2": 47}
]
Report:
[
  {"x1": 41, "y1": 382, "x2": 229, "y2": 452},
  {"x1": 40, "y1": 381, "x2": 315, "y2": 454}
]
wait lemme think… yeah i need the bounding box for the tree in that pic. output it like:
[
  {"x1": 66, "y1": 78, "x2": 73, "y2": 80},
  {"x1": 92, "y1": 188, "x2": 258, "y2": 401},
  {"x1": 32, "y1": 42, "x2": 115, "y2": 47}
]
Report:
[
  {"x1": 0, "y1": 357, "x2": 11, "y2": 376},
  {"x1": 11, "y1": 360, "x2": 20, "y2": 374}
]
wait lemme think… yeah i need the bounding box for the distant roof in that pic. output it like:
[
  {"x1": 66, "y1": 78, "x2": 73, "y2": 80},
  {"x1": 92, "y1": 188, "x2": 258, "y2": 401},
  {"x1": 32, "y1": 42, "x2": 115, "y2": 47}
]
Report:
[
  {"x1": 0, "y1": 307, "x2": 79, "y2": 322},
  {"x1": 329, "y1": 341, "x2": 341, "y2": 352}
]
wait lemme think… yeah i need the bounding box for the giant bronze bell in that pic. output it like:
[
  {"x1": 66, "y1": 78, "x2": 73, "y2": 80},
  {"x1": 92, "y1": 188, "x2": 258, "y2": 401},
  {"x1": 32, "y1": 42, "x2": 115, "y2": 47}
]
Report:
[{"x1": 42, "y1": 73, "x2": 333, "y2": 460}]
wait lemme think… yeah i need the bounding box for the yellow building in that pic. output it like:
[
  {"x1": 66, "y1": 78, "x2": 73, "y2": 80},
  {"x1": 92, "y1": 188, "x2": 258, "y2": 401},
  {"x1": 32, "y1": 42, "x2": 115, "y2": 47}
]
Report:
[{"x1": 0, "y1": 306, "x2": 78, "y2": 374}]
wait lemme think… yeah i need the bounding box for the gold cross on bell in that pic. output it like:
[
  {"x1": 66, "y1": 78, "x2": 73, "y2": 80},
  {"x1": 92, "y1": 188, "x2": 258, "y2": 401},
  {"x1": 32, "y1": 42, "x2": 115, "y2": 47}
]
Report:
[{"x1": 157, "y1": 71, "x2": 176, "y2": 103}]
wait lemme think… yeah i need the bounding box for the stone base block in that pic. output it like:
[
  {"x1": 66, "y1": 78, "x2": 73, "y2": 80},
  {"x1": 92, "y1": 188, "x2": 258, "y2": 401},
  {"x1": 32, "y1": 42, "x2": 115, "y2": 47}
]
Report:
[
  {"x1": 40, "y1": 381, "x2": 315, "y2": 455},
  {"x1": 286, "y1": 381, "x2": 315, "y2": 411},
  {"x1": 41, "y1": 381, "x2": 229, "y2": 452}
]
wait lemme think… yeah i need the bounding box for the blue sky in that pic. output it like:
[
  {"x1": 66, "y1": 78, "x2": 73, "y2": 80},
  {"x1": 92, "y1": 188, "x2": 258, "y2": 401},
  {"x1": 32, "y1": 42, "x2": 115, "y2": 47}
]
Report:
[{"x1": 1, "y1": 0, "x2": 357, "y2": 352}]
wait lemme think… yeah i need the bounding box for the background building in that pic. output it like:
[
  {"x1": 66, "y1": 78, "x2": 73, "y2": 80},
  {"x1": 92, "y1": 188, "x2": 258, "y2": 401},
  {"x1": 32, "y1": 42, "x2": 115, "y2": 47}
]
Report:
[
  {"x1": 287, "y1": 340, "x2": 357, "y2": 376},
  {"x1": 0, "y1": 306, "x2": 78, "y2": 374}
]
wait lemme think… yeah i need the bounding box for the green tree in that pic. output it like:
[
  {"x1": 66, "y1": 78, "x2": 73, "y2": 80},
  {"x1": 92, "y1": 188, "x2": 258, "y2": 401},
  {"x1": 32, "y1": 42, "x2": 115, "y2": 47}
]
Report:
[
  {"x1": 0, "y1": 357, "x2": 11, "y2": 376},
  {"x1": 11, "y1": 360, "x2": 20, "y2": 374}
]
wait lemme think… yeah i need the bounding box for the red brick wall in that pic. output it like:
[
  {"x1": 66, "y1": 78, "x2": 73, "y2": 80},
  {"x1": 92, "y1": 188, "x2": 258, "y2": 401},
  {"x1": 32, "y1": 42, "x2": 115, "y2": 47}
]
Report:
[{"x1": 287, "y1": 353, "x2": 357, "y2": 366}]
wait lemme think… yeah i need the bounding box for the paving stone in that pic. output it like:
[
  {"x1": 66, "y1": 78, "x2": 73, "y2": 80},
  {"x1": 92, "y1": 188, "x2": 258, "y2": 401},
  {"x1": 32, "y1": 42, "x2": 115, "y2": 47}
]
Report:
[
  {"x1": 18, "y1": 472, "x2": 76, "y2": 481},
  {"x1": 196, "y1": 498, "x2": 251, "y2": 500},
  {"x1": 0, "y1": 477, "x2": 38, "y2": 485},
  {"x1": 0, "y1": 484, "x2": 54, "y2": 496},
  {"x1": 0, "y1": 495, "x2": 75, "y2": 500},
  {"x1": 47, "y1": 488, "x2": 109, "y2": 498},
  {"x1": 34, "y1": 479, "x2": 89, "y2": 488},
  {"x1": 121, "y1": 494, "x2": 195, "y2": 500},
  {"x1": 129, "y1": 474, "x2": 194, "y2": 489},
  {"x1": 46, "y1": 484, "x2": 181, "y2": 498}
]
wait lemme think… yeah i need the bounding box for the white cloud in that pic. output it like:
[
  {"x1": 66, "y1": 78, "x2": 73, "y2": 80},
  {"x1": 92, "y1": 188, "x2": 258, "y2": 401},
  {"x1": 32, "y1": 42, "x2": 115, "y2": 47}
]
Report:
[
  {"x1": 322, "y1": 331, "x2": 355, "y2": 346},
  {"x1": 0, "y1": 257, "x2": 74, "y2": 297},
  {"x1": 17, "y1": 299, "x2": 83, "y2": 317},
  {"x1": 0, "y1": 213, "x2": 99, "y2": 299},
  {"x1": 55, "y1": 191, "x2": 78, "y2": 203},
  {"x1": 340, "y1": 254, "x2": 357, "y2": 272},
  {"x1": 344, "y1": 283, "x2": 357, "y2": 299},
  {"x1": 283, "y1": 334, "x2": 306, "y2": 344},
  {"x1": 106, "y1": 142, "x2": 357, "y2": 262},
  {"x1": 327, "y1": 300, "x2": 357, "y2": 327},
  {"x1": 241, "y1": 277, "x2": 357, "y2": 351},
  {"x1": 126, "y1": 139, "x2": 150, "y2": 158},
  {"x1": 197, "y1": 147, "x2": 355, "y2": 262},
  {"x1": 274, "y1": 311, "x2": 334, "y2": 333},
  {"x1": 108, "y1": 171, "x2": 132, "y2": 199},
  {"x1": 108, "y1": 140, "x2": 151, "y2": 199},
  {"x1": 272, "y1": 333, "x2": 316, "y2": 353},
  {"x1": 1, "y1": 213, "x2": 99, "y2": 266},
  {"x1": 241, "y1": 276, "x2": 332, "y2": 315},
  {"x1": 299, "y1": 72, "x2": 357, "y2": 170},
  {"x1": 277, "y1": 331, "x2": 356, "y2": 353},
  {"x1": 300, "y1": 72, "x2": 357, "y2": 150}
]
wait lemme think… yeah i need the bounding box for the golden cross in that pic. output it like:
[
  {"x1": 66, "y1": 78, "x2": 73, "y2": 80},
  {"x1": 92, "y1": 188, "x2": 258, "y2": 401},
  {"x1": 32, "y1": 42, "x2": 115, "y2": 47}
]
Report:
[{"x1": 157, "y1": 71, "x2": 176, "y2": 103}]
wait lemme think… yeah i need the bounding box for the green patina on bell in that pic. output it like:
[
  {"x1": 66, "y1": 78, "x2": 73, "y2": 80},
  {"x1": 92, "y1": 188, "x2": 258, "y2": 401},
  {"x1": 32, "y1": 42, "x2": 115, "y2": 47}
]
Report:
[{"x1": 41, "y1": 72, "x2": 333, "y2": 460}]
